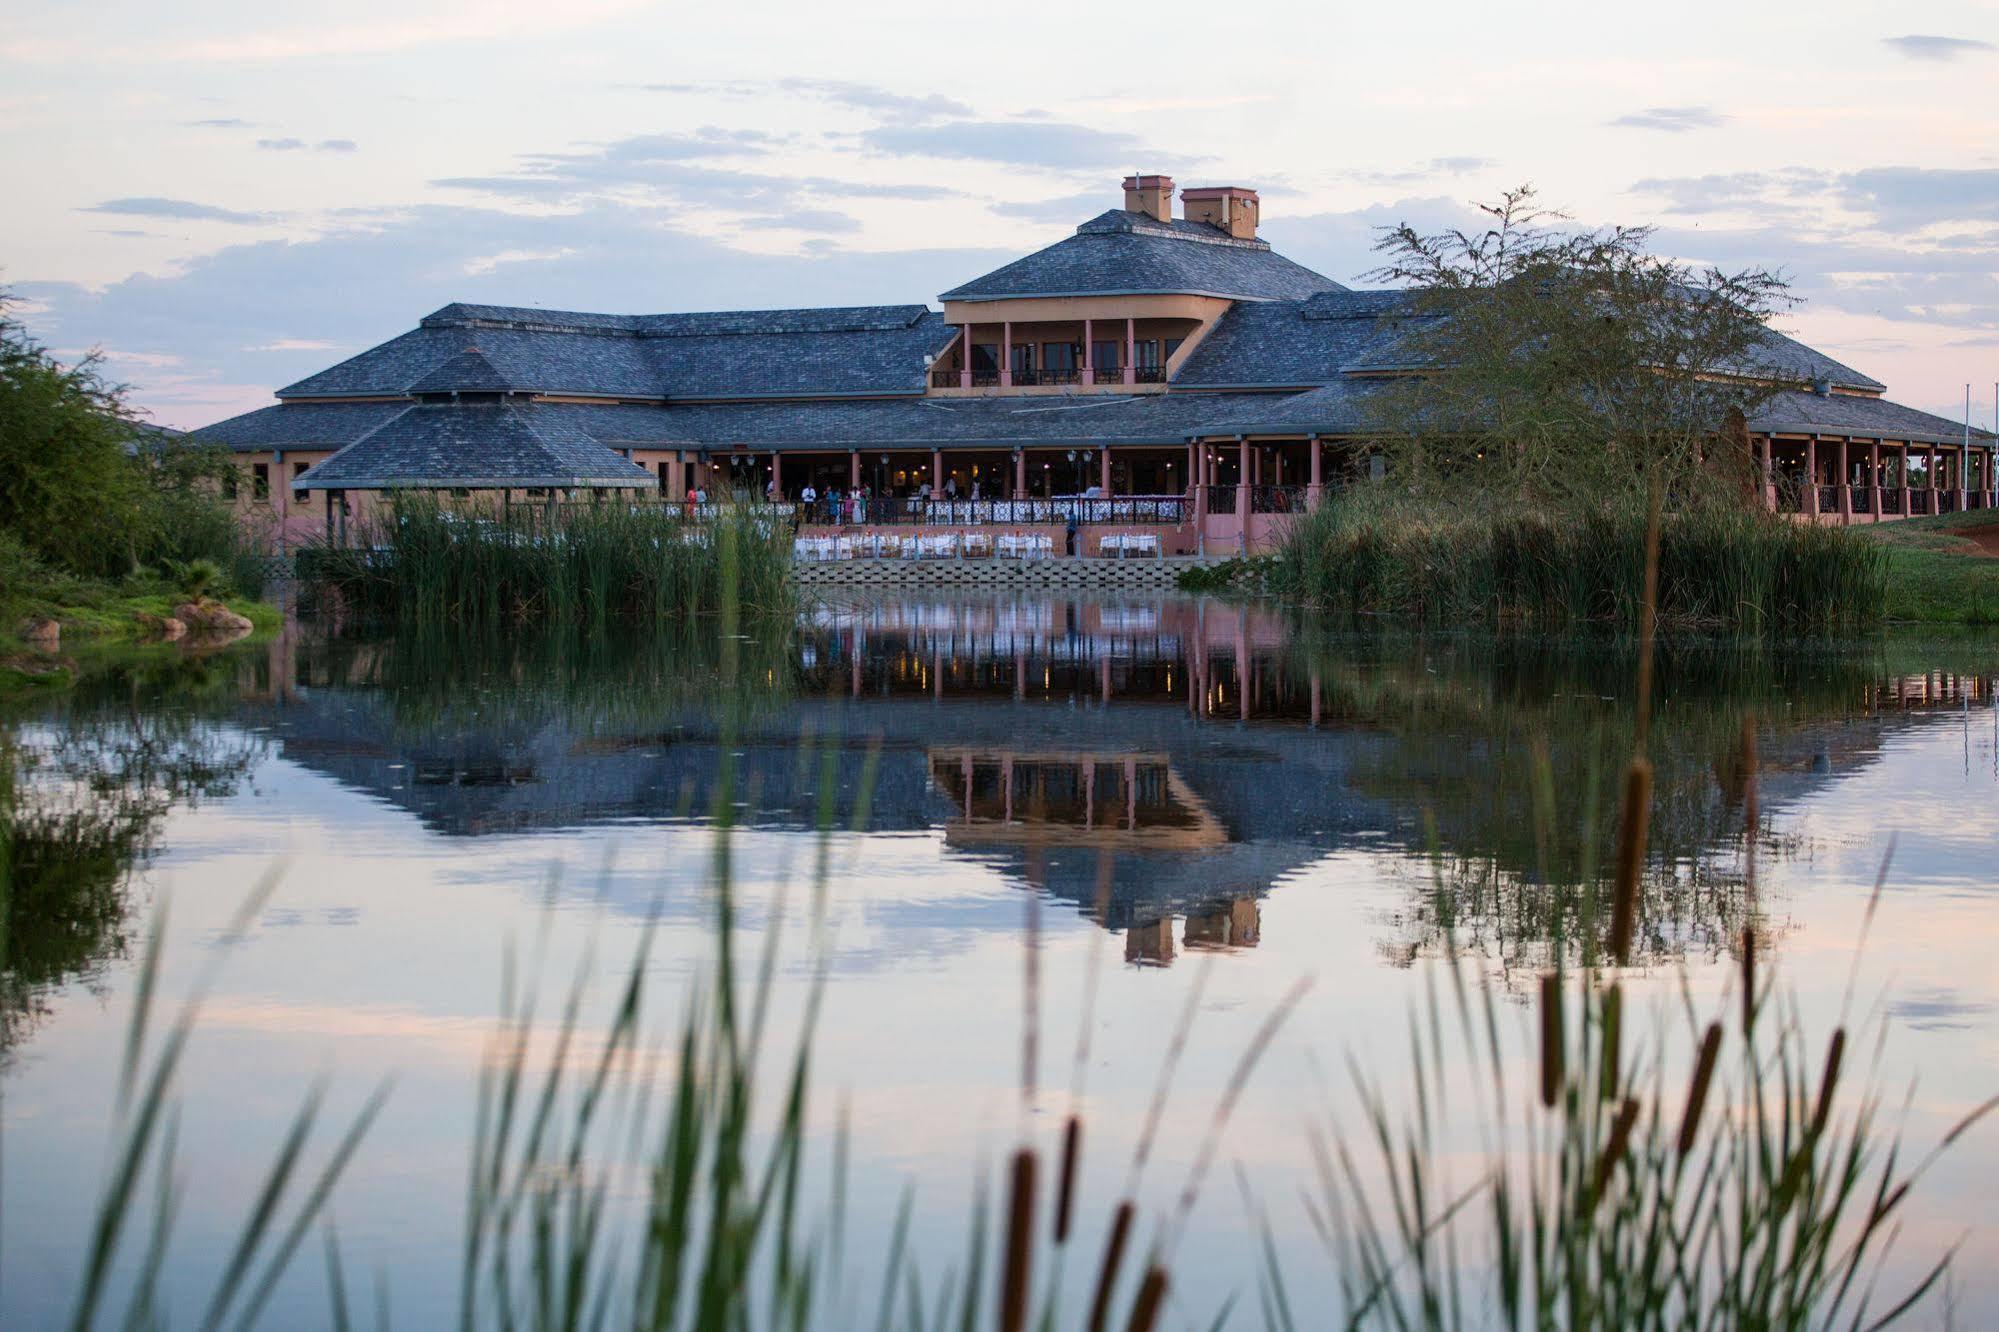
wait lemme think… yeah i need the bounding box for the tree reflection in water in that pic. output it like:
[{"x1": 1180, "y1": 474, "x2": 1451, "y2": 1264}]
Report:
[{"x1": 1, "y1": 651, "x2": 268, "y2": 1054}]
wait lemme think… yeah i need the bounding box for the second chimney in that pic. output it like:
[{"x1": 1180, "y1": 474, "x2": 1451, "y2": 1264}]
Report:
[
  {"x1": 1181, "y1": 186, "x2": 1260, "y2": 240},
  {"x1": 1122, "y1": 173, "x2": 1175, "y2": 222}
]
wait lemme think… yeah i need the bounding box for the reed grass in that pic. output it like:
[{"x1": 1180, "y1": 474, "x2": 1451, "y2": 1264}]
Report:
[
  {"x1": 1270, "y1": 493, "x2": 1887, "y2": 634},
  {"x1": 301, "y1": 496, "x2": 793, "y2": 626}
]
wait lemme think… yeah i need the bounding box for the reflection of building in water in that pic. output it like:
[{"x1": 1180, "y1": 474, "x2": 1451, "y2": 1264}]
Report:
[{"x1": 246, "y1": 599, "x2": 1998, "y2": 969}]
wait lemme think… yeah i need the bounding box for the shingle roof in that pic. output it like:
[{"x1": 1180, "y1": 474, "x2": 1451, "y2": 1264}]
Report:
[
  {"x1": 1173, "y1": 291, "x2": 1417, "y2": 389},
  {"x1": 295, "y1": 402, "x2": 657, "y2": 489},
  {"x1": 1750, "y1": 390, "x2": 1995, "y2": 445},
  {"x1": 195, "y1": 400, "x2": 408, "y2": 452},
  {"x1": 278, "y1": 304, "x2": 949, "y2": 401},
  {"x1": 941, "y1": 210, "x2": 1345, "y2": 303}
]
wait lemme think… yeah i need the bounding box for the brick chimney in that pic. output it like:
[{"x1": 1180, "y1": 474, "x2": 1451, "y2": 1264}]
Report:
[
  {"x1": 1181, "y1": 186, "x2": 1259, "y2": 240},
  {"x1": 1122, "y1": 174, "x2": 1175, "y2": 222}
]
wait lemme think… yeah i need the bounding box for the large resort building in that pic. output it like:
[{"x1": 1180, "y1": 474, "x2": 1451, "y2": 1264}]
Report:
[{"x1": 202, "y1": 174, "x2": 1998, "y2": 553}]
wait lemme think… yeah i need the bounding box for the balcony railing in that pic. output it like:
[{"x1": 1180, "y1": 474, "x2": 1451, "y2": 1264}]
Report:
[
  {"x1": 1132, "y1": 366, "x2": 1167, "y2": 385},
  {"x1": 930, "y1": 369, "x2": 960, "y2": 388},
  {"x1": 1881, "y1": 488, "x2": 1904, "y2": 515},
  {"x1": 1206, "y1": 484, "x2": 1238, "y2": 516},
  {"x1": 1249, "y1": 485, "x2": 1305, "y2": 515},
  {"x1": 1911, "y1": 489, "x2": 1934, "y2": 515},
  {"x1": 799, "y1": 495, "x2": 1189, "y2": 526},
  {"x1": 1817, "y1": 485, "x2": 1839, "y2": 513},
  {"x1": 1851, "y1": 484, "x2": 1873, "y2": 514},
  {"x1": 1940, "y1": 491, "x2": 1962, "y2": 514}
]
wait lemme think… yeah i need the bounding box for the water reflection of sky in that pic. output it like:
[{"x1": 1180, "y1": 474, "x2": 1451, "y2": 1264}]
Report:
[{"x1": 4, "y1": 598, "x2": 1998, "y2": 1327}]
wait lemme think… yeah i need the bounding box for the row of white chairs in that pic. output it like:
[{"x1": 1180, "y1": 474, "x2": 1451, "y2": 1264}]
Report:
[
  {"x1": 1098, "y1": 533, "x2": 1162, "y2": 559},
  {"x1": 794, "y1": 532, "x2": 1062, "y2": 562}
]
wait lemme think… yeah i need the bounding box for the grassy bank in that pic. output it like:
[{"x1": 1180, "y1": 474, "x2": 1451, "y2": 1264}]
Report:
[
  {"x1": 300, "y1": 498, "x2": 793, "y2": 626},
  {"x1": 1265, "y1": 497, "x2": 1887, "y2": 634},
  {"x1": 1863, "y1": 507, "x2": 1999, "y2": 624}
]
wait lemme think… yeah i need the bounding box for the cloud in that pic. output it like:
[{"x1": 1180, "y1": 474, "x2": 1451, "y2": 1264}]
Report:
[
  {"x1": 859, "y1": 120, "x2": 1149, "y2": 169},
  {"x1": 95, "y1": 229, "x2": 163, "y2": 239},
  {"x1": 80, "y1": 196, "x2": 272, "y2": 224},
  {"x1": 775, "y1": 79, "x2": 972, "y2": 125},
  {"x1": 1608, "y1": 106, "x2": 1727, "y2": 132},
  {"x1": 1629, "y1": 169, "x2": 1834, "y2": 213},
  {"x1": 1882, "y1": 34, "x2": 1996, "y2": 61},
  {"x1": 187, "y1": 117, "x2": 255, "y2": 129},
  {"x1": 1634, "y1": 165, "x2": 1999, "y2": 228},
  {"x1": 1337, "y1": 157, "x2": 1496, "y2": 188},
  {"x1": 990, "y1": 191, "x2": 1107, "y2": 224},
  {"x1": 13, "y1": 202, "x2": 1009, "y2": 428},
  {"x1": 738, "y1": 209, "x2": 862, "y2": 234},
  {"x1": 257, "y1": 137, "x2": 359, "y2": 152}
]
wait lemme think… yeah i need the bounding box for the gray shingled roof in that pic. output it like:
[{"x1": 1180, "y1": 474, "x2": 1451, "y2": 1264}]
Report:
[
  {"x1": 1173, "y1": 291, "x2": 1417, "y2": 389},
  {"x1": 278, "y1": 303, "x2": 948, "y2": 401},
  {"x1": 196, "y1": 400, "x2": 408, "y2": 452},
  {"x1": 1750, "y1": 390, "x2": 1995, "y2": 445},
  {"x1": 941, "y1": 210, "x2": 1345, "y2": 303},
  {"x1": 295, "y1": 402, "x2": 657, "y2": 489}
]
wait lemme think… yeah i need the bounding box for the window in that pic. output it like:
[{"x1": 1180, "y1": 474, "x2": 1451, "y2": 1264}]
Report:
[
  {"x1": 1134, "y1": 340, "x2": 1162, "y2": 369},
  {"x1": 1009, "y1": 343, "x2": 1035, "y2": 376},
  {"x1": 970, "y1": 344, "x2": 1000, "y2": 376},
  {"x1": 252, "y1": 463, "x2": 270, "y2": 499},
  {"x1": 657, "y1": 460, "x2": 671, "y2": 492},
  {"x1": 292, "y1": 461, "x2": 309, "y2": 504},
  {"x1": 1164, "y1": 337, "x2": 1185, "y2": 362},
  {"x1": 1040, "y1": 342, "x2": 1078, "y2": 371},
  {"x1": 1091, "y1": 340, "x2": 1121, "y2": 373},
  {"x1": 222, "y1": 469, "x2": 239, "y2": 499}
]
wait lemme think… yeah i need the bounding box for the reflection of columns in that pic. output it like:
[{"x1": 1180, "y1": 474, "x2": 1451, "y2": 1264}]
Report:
[
  {"x1": 933, "y1": 646, "x2": 942, "y2": 701},
  {"x1": 850, "y1": 635, "x2": 861, "y2": 698},
  {"x1": 962, "y1": 754, "x2": 973, "y2": 820},
  {"x1": 1124, "y1": 756, "x2": 1137, "y2": 829},
  {"x1": 1310, "y1": 672, "x2": 1321, "y2": 728},
  {"x1": 1002, "y1": 756, "x2": 1014, "y2": 822},
  {"x1": 1014, "y1": 648, "x2": 1025, "y2": 699},
  {"x1": 1100, "y1": 656, "x2": 1111, "y2": 704},
  {"x1": 1084, "y1": 759, "x2": 1094, "y2": 829}
]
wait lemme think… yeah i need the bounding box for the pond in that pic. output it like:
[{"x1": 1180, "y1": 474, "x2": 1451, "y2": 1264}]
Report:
[{"x1": 3, "y1": 595, "x2": 1997, "y2": 1327}]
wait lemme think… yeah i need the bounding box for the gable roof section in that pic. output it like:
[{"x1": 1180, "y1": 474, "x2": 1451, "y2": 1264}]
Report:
[
  {"x1": 1173, "y1": 291, "x2": 1416, "y2": 389},
  {"x1": 1751, "y1": 390, "x2": 1993, "y2": 445},
  {"x1": 643, "y1": 312, "x2": 954, "y2": 399},
  {"x1": 296, "y1": 402, "x2": 655, "y2": 490},
  {"x1": 407, "y1": 347, "x2": 515, "y2": 395},
  {"x1": 195, "y1": 400, "x2": 410, "y2": 451},
  {"x1": 941, "y1": 209, "x2": 1345, "y2": 303}
]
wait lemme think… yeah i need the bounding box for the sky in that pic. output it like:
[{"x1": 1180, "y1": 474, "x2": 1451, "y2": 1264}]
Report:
[{"x1": 3, "y1": 0, "x2": 1998, "y2": 430}]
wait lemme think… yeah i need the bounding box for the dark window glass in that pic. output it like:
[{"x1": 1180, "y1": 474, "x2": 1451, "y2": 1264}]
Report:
[
  {"x1": 222, "y1": 470, "x2": 239, "y2": 499},
  {"x1": 1041, "y1": 342, "x2": 1078, "y2": 371},
  {"x1": 252, "y1": 463, "x2": 269, "y2": 498},
  {"x1": 1134, "y1": 340, "x2": 1162, "y2": 369},
  {"x1": 1164, "y1": 337, "x2": 1185, "y2": 361},
  {"x1": 1091, "y1": 340, "x2": 1120, "y2": 372},
  {"x1": 971, "y1": 343, "x2": 1000, "y2": 375},
  {"x1": 1010, "y1": 343, "x2": 1035, "y2": 374}
]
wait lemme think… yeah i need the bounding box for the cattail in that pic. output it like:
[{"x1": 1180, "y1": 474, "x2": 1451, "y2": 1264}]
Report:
[
  {"x1": 1599, "y1": 984, "x2": 1623, "y2": 1102},
  {"x1": 1740, "y1": 926, "x2": 1757, "y2": 1035},
  {"x1": 1540, "y1": 972, "x2": 1564, "y2": 1108},
  {"x1": 1677, "y1": 1022, "x2": 1723, "y2": 1157},
  {"x1": 1593, "y1": 1097, "x2": 1642, "y2": 1202},
  {"x1": 1087, "y1": 1201, "x2": 1135, "y2": 1332},
  {"x1": 1811, "y1": 1028, "x2": 1846, "y2": 1138},
  {"x1": 1609, "y1": 757, "x2": 1653, "y2": 966},
  {"x1": 1054, "y1": 1114, "x2": 1082, "y2": 1245},
  {"x1": 1125, "y1": 1265, "x2": 1170, "y2": 1332},
  {"x1": 999, "y1": 1146, "x2": 1038, "y2": 1332}
]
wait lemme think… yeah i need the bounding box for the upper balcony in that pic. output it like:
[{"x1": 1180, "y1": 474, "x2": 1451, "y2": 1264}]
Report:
[{"x1": 923, "y1": 314, "x2": 1203, "y2": 397}]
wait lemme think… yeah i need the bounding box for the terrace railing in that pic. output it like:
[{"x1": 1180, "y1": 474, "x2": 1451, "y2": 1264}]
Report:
[
  {"x1": 1911, "y1": 489, "x2": 1934, "y2": 516},
  {"x1": 1249, "y1": 485, "x2": 1305, "y2": 515},
  {"x1": 1941, "y1": 491, "x2": 1962, "y2": 514},
  {"x1": 1881, "y1": 487, "x2": 1904, "y2": 516},
  {"x1": 1817, "y1": 485, "x2": 1839, "y2": 514},
  {"x1": 1206, "y1": 484, "x2": 1239, "y2": 516},
  {"x1": 1851, "y1": 485, "x2": 1874, "y2": 515},
  {"x1": 1132, "y1": 366, "x2": 1168, "y2": 385},
  {"x1": 802, "y1": 495, "x2": 1190, "y2": 527}
]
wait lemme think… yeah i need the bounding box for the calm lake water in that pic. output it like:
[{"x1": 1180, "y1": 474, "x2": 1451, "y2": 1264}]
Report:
[{"x1": 4, "y1": 595, "x2": 1997, "y2": 1327}]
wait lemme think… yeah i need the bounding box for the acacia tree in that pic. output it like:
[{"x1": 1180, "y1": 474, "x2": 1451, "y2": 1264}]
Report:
[{"x1": 1362, "y1": 187, "x2": 1793, "y2": 512}]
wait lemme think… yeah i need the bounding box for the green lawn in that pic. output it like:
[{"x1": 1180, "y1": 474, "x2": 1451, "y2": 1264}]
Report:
[{"x1": 1866, "y1": 507, "x2": 1999, "y2": 624}]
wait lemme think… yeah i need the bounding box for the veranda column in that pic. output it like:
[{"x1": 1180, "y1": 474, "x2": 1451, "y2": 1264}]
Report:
[
  {"x1": 1900, "y1": 442, "x2": 1911, "y2": 513},
  {"x1": 1759, "y1": 435, "x2": 1773, "y2": 510},
  {"x1": 1805, "y1": 437, "x2": 1819, "y2": 516},
  {"x1": 1099, "y1": 447, "x2": 1112, "y2": 495},
  {"x1": 849, "y1": 450, "x2": 860, "y2": 490},
  {"x1": 959, "y1": 326, "x2": 972, "y2": 388},
  {"x1": 1013, "y1": 448, "x2": 1026, "y2": 497},
  {"x1": 1869, "y1": 441, "x2": 1880, "y2": 520},
  {"x1": 1083, "y1": 318, "x2": 1094, "y2": 386},
  {"x1": 1123, "y1": 318, "x2": 1136, "y2": 387},
  {"x1": 931, "y1": 449, "x2": 943, "y2": 495},
  {"x1": 1836, "y1": 440, "x2": 1851, "y2": 521},
  {"x1": 1237, "y1": 436, "x2": 1251, "y2": 553},
  {"x1": 1307, "y1": 434, "x2": 1323, "y2": 509},
  {"x1": 1001, "y1": 322, "x2": 1013, "y2": 388}
]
